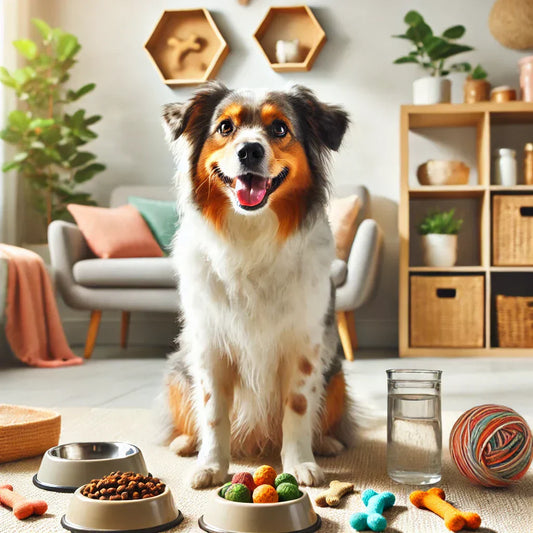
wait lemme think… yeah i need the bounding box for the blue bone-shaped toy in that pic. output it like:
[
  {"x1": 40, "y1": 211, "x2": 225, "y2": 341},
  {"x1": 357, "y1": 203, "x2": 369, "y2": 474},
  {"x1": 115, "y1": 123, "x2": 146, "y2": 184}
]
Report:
[{"x1": 349, "y1": 489, "x2": 396, "y2": 532}]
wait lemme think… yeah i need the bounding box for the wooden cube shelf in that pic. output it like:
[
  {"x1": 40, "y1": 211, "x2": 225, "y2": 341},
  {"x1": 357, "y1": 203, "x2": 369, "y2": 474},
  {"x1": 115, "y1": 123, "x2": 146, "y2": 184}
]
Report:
[
  {"x1": 253, "y1": 5, "x2": 326, "y2": 72},
  {"x1": 399, "y1": 102, "x2": 533, "y2": 357},
  {"x1": 144, "y1": 9, "x2": 229, "y2": 87}
]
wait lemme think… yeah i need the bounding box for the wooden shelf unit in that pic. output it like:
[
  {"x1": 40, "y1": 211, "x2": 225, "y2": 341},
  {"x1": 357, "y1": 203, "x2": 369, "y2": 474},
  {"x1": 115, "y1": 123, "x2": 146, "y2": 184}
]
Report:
[{"x1": 399, "y1": 102, "x2": 533, "y2": 357}]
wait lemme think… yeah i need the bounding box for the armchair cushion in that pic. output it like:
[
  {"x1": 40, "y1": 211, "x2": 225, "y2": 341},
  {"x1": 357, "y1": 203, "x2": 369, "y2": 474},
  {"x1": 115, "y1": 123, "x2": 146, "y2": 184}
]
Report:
[
  {"x1": 73, "y1": 257, "x2": 176, "y2": 288},
  {"x1": 328, "y1": 194, "x2": 361, "y2": 261},
  {"x1": 67, "y1": 204, "x2": 163, "y2": 259}
]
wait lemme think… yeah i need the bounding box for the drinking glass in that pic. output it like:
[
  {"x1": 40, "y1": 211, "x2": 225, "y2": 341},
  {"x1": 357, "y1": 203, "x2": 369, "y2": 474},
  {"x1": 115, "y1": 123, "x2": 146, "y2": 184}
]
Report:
[{"x1": 387, "y1": 369, "x2": 442, "y2": 485}]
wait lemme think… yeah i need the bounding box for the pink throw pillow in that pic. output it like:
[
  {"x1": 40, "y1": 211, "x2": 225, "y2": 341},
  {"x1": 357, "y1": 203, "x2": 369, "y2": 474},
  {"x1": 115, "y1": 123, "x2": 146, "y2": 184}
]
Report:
[{"x1": 67, "y1": 204, "x2": 164, "y2": 259}]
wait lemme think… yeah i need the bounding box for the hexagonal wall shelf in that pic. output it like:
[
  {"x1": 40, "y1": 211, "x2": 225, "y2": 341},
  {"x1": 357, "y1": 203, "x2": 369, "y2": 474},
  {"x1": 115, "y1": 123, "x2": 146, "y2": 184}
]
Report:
[
  {"x1": 253, "y1": 5, "x2": 326, "y2": 72},
  {"x1": 145, "y1": 8, "x2": 229, "y2": 87}
]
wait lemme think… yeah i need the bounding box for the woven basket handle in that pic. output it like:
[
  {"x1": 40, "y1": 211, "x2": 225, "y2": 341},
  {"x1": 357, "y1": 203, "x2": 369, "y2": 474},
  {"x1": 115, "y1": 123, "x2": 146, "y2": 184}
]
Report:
[
  {"x1": 519, "y1": 207, "x2": 533, "y2": 217},
  {"x1": 436, "y1": 288, "x2": 456, "y2": 298}
]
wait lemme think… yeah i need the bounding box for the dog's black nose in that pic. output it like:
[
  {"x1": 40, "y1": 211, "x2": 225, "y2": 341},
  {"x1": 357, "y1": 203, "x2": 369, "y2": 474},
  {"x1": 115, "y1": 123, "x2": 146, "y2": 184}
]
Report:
[{"x1": 237, "y1": 142, "x2": 265, "y2": 167}]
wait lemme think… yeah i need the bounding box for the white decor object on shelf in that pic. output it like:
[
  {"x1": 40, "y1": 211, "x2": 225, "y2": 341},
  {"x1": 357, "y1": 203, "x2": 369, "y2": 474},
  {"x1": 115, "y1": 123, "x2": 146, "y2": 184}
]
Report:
[
  {"x1": 422, "y1": 234, "x2": 457, "y2": 267},
  {"x1": 413, "y1": 77, "x2": 451, "y2": 105},
  {"x1": 275, "y1": 39, "x2": 300, "y2": 63},
  {"x1": 493, "y1": 148, "x2": 517, "y2": 186}
]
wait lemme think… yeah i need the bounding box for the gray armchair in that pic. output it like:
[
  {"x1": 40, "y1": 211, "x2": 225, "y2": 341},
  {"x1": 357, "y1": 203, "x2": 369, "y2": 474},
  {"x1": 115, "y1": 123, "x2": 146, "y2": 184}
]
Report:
[{"x1": 48, "y1": 185, "x2": 381, "y2": 360}]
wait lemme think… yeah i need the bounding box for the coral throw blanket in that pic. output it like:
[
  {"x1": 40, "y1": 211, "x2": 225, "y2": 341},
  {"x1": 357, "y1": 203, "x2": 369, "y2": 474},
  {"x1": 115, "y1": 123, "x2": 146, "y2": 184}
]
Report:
[{"x1": 0, "y1": 244, "x2": 83, "y2": 368}]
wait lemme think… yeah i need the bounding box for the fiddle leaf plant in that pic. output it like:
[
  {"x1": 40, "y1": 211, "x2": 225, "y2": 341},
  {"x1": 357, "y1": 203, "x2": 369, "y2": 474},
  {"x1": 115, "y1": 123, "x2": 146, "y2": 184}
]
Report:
[
  {"x1": 393, "y1": 10, "x2": 474, "y2": 77},
  {"x1": 418, "y1": 209, "x2": 463, "y2": 235},
  {"x1": 0, "y1": 18, "x2": 105, "y2": 225}
]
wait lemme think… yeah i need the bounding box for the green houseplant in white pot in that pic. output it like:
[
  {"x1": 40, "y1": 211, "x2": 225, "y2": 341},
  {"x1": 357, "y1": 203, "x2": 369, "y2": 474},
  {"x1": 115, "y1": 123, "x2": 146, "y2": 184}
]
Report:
[
  {"x1": 419, "y1": 209, "x2": 463, "y2": 267},
  {"x1": 393, "y1": 11, "x2": 473, "y2": 105}
]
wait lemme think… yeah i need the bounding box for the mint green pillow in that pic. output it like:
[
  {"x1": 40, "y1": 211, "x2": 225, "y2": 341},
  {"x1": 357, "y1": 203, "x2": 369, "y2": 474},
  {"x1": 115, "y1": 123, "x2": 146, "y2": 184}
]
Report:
[{"x1": 128, "y1": 196, "x2": 179, "y2": 254}]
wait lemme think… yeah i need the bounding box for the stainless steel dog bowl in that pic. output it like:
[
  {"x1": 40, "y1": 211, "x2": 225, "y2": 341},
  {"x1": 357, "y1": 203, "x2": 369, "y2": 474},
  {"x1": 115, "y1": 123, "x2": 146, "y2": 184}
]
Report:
[
  {"x1": 199, "y1": 489, "x2": 321, "y2": 533},
  {"x1": 33, "y1": 442, "x2": 148, "y2": 492},
  {"x1": 61, "y1": 486, "x2": 183, "y2": 533}
]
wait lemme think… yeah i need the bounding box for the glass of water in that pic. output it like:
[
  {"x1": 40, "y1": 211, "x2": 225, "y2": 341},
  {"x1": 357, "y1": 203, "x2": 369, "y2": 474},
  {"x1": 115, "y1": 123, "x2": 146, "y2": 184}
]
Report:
[{"x1": 387, "y1": 369, "x2": 442, "y2": 485}]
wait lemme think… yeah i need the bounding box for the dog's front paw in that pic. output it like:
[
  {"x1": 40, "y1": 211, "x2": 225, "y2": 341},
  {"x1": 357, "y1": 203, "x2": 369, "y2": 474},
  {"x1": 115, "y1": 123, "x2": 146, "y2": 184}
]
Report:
[
  {"x1": 290, "y1": 462, "x2": 325, "y2": 487},
  {"x1": 190, "y1": 464, "x2": 228, "y2": 489},
  {"x1": 314, "y1": 436, "x2": 345, "y2": 457}
]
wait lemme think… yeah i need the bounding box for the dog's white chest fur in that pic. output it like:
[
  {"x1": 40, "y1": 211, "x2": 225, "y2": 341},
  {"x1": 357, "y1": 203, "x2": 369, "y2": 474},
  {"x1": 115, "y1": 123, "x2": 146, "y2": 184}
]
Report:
[{"x1": 173, "y1": 204, "x2": 334, "y2": 450}]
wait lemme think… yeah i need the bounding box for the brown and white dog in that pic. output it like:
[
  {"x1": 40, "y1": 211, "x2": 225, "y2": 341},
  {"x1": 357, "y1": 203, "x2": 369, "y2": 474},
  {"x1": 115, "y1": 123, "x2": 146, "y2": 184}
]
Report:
[{"x1": 160, "y1": 83, "x2": 356, "y2": 488}]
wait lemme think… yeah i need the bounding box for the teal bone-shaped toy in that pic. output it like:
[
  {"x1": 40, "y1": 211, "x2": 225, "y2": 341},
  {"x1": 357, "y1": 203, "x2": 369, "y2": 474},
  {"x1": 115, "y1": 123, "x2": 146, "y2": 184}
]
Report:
[{"x1": 350, "y1": 489, "x2": 396, "y2": 532}]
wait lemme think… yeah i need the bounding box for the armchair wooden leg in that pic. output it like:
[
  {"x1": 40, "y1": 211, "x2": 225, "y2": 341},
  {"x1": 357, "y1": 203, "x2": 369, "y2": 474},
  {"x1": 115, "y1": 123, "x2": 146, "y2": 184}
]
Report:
[
  {"x1": 84, "y1": 310, "x2": 102, "y2": 359},
  {"x1": 337, "y1": 310, "x2": 358, "y2": 361},
  {"x1": 121, "y1": 311, "x2": 130, "y2": 349}
]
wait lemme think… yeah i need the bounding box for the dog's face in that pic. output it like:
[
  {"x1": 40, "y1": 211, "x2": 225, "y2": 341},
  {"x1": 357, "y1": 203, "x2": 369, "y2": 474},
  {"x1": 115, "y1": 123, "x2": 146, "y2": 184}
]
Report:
[{"x1": 163, "y1": 83, "x2": 348, "y2": 238}]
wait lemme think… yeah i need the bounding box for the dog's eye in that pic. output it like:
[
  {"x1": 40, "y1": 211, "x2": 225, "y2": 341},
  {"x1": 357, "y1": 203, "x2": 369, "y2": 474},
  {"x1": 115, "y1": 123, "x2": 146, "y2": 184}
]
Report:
[
  {"x1": 271, "y1": 120, "x2": 288, "y2": 138},
  {"x1": 217, "y1": 119, "x2": 234, "y2": 137}
]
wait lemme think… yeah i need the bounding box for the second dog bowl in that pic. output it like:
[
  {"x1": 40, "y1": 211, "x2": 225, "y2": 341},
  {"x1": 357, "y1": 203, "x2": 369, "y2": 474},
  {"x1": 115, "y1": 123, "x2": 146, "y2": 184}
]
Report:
[
  {"x1": 33, "y1": 442, "x2": 148, "y2": 492},
  {"x1": 61, "y1": 486, "x2": 183, "y2": 533},
  {"x1": 199, "y1": 489, "x2": 321, "y2": 533}
]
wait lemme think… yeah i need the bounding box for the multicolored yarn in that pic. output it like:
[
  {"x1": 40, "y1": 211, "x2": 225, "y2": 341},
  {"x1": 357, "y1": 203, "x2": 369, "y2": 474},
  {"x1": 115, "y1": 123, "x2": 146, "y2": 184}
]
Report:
[{"x1": 449, "y1": 404, "x2": 532, "y2": 487}]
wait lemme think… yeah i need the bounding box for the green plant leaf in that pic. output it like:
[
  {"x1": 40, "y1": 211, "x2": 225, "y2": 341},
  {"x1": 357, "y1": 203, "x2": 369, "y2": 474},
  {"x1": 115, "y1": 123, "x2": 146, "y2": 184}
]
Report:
[
  {"x1": 13, "y1": 39, "x2": 38, "y2": 60},
  {"x1": 75, "y1": 83, "x2": 95, "y2": 99},
  {"x1": 69, "y1": 151, "x2": 96, "y2": 167},
  {"x1": 40, "y1": 128, "x2": 62, "y2": 144},
  {"x1": 29, "y1": 118, "x2": 55, "y2": 130},
  {"x1": 30, "y1": 141, "x2": 46, "y2": 149},
  {"x1": 394, "y1": 56, "x2": 419, "y2": 64},
  {"x1": 32, "y1": 19, "x2": 52, "y2": 42},
  {"x1": 0, "y1": 67, "x2": 17, "y2": 88},
  {"x1": 57, "y1": 33, "x2": 79, "y2": 61},
  {"x1": 13, "y1": 152, "x2": 29, "y2": 163},
  {"x1": 391, "y1": 34, "x2": 411, "y2": 40},
  {"x1": 0, "y1": 128, "x2": 22, "y2": 143},
  {"x1": 449, "y1": 62, "x2": 471, "y2": 73},
  {"x1": 8, "y1": 110, "x2": 31, "y2": 131},
  {"x1": 2, "y1": 161, "x2": 21, "y2": 172},
  {"x1": 431, "y1": 43, "x2": 474, "y2": 61},
  {"x1": 404, "y1": 10, "x2": 424, "y2": 26},
  {"x1": 442, "y1": 25, "x2": 466, "y2": 39},
  {"x1": 73, "y1": 163, "x2": 105, "y2": 182},
  {"x1": 84, "y1": 115, "x2": 102, "y2": 126},
  {"x1": 472, "y1": 64, "x2": 488, "y2": 80}
]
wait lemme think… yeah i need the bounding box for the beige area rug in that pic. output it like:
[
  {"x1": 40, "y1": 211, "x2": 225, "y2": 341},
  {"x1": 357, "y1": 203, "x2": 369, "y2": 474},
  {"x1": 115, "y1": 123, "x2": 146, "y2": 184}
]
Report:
[{"x1": 0, "y1": 407, "x2": 531, "y2": 533}]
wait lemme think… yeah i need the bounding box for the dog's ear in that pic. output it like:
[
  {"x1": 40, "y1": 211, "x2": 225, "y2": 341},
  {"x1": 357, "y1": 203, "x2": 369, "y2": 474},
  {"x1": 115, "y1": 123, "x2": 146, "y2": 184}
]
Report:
[
  {"x1": 288, "y1": 85, "x2": 349, "y2": 151},
  {"x1": 162, "y1": 81, "x2": 230, "y2": 143}
]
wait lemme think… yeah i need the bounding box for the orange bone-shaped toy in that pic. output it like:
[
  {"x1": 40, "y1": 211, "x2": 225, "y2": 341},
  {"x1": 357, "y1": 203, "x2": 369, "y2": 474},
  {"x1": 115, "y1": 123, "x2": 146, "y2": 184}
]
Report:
[
  {"x1": 410, "y1": 488, "x2": 481, "y2": 532},
  {"x1": 0, "y1": 484, "x2": 48, "y2": 520}
]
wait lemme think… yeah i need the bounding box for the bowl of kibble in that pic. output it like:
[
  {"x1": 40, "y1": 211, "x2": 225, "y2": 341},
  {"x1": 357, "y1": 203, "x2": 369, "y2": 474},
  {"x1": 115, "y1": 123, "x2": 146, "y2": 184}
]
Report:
[
  {"x1": 199, "y1": 465, "x2": 321, "y2": 533},
  {"x1": 61, "y1": 471, "x2": 183, "y2": 533},
  {"x1": 34, "y1": 441, "x2": 148, "y2": 492}
]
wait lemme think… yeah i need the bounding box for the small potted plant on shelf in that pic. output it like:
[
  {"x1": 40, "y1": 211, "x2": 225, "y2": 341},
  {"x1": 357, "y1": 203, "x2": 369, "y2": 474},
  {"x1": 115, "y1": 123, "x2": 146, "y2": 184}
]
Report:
[
  {"x1": 418, "y1": 208, "x2": 463, "y2": 267},
  {"x1": 464, "y1": 64, "x2": 490, "y2": 103},
  {"x1": 0, "y1": 18, "x2": 105, "y2": 244},
  {"x1": 393, "y1": 10, "x2": 473, "y2": 105}
]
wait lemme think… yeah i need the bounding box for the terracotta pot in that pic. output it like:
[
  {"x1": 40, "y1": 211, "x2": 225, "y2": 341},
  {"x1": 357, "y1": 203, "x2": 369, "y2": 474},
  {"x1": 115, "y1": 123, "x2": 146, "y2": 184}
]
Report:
[
  {"x1": 463, "y1": 78, "x2": 491, "y2": 103},
  {"x1": 519, "y1": 55, "x2": 533, "y2": 102}
]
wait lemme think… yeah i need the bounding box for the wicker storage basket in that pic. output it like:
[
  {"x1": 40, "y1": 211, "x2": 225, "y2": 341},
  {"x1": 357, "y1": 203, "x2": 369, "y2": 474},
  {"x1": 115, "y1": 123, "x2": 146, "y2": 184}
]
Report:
[
  {"x1": 0, "y1": 405, "x2": 61, "y2": 463},
  {"x1": 493, "y1": 195, "x2": 533, "y2": 265},
  {"x1": 496, "y1": 295, "x2": 533, "y2": 347},
  {"x1": 410, "y1": 275, "x2": 484, "y2": 347}
]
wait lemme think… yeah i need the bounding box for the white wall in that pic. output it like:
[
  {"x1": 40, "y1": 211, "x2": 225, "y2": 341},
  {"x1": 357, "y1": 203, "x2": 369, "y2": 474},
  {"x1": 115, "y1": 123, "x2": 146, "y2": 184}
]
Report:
[{"x1": 21, "y1": 0, "x2": 529, "y2": 348}]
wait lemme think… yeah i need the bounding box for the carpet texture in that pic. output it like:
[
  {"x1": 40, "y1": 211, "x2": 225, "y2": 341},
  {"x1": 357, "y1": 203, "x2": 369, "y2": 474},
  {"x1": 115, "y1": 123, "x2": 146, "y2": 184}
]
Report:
[{"x1": 0, "y1": 407, "x2": 531, "y2": 533}]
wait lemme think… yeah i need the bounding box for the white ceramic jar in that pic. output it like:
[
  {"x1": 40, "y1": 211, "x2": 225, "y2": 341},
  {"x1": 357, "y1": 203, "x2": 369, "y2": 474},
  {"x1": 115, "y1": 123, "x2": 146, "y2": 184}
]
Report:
[
  {"x1": 413, "y1": 77, "x2": 451, "y2": 105},
  {"x1": 493, "y1": 148, "x2": 517, "y2": 186},
  {"x1": 422, "y1": 234, "x2": 457, "y2": 267}
]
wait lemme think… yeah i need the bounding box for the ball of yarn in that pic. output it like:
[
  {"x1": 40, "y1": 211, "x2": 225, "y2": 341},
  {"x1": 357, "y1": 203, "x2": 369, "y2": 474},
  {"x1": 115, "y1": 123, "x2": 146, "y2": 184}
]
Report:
[
  {"x1": 225, "y1": 483, "x2": 252, "y2": 503},
  {"x1": 450, "y1": 404, "x2": 533, "y2": 487},
  {"x1": 232, "y1": 472, "x2": 256, "y2": 493},
  {"x1": 253, "y1": 465, "x2": 277, "y2": 487},
  {"x1": 253, "y1": 484, "x2": 278, "y2": 504},
  {"x1": 276, "y1": 482, "x2": 301, "y2": 502},
  {"x1": 274, "y1": 473, "x2": 298, "y2": 488}
]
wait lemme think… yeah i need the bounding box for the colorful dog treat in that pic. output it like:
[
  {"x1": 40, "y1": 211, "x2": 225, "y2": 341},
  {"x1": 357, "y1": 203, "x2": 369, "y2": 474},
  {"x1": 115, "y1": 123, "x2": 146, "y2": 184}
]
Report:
[
  {"x1": 81, "y1": 471, "x2": 165, "y2": 501},
  {"x1": 225, "y1": 483, "x2": 252, "y2": 503},
  {"x1": 0, "y1": 485, "x2": 48, "y2": 520},
  {"x1": 219, "y1": 482, "x2": 232, "y2": 498},
  {"x1": 232, "y1": 472, "x2": 256, "y2": 493},
  {"x1": 274, "y1": 473, "x2": 298, "y2": 488},
  {"x1": 315, "y1": 480, "x2": 355, "y2": 507},
  {"x1": 449, "y1": 404, "x2": 532, "y2": 487},
  {"x1": 276, "y1": 482, "x2": 301, "y2": 502},
  {"x1": 410, "y1": 488, "x2": 481, "y2": 532},
  {"x1": 253, "y1": 465, "x2": 277, "y2": 487},
  {"x1": 253, "y1": 484, "x2": 279, "y2": 503},
  {"x1": 350, "y1": 489, "x2": 395, "y2": 532}
]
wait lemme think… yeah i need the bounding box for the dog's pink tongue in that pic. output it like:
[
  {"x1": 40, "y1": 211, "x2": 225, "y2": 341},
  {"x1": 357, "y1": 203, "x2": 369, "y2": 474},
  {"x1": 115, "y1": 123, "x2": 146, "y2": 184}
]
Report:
[{"x1": 236, "y1": 176, "x2": 268, "y2": 207}]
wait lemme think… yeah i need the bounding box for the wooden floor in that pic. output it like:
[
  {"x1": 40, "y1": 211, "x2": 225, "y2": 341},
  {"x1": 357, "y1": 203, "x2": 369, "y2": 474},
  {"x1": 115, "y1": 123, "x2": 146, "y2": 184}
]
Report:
[{"x1": 1, "y1": 346, "x2": 532, "y2": 419}]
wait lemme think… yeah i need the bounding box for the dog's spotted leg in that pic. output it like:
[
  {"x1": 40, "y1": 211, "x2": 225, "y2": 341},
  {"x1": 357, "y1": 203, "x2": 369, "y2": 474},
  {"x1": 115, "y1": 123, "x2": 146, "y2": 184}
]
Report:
[
  {"x1": 281, "y1": 353, "x2": 325, "y2": 487},
  {"x1": 190, "y1": 359, "x2": 232, "y2": 489}
]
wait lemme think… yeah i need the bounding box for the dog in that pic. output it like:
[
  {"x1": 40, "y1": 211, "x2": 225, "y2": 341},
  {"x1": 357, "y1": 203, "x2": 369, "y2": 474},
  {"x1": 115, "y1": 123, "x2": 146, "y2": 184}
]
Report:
[{"x1": 159, "y1": 83, "x2": 356, "y2": 489}]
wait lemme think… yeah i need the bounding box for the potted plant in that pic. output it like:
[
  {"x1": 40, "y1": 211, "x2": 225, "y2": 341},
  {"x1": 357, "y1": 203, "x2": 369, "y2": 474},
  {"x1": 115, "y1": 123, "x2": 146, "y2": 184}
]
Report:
[
  {"x1": 393, "y1": 11, "x2": 473, "y2": 105},
  {"x1": 464, "y1": 64, "x2": 490, "y2": 103},
  {"x1": 418, "y1": 209, "x2": 463, "y2": 267},
  {"x1": 0, "y1": 18, "x2": 105, "y2": 243}
]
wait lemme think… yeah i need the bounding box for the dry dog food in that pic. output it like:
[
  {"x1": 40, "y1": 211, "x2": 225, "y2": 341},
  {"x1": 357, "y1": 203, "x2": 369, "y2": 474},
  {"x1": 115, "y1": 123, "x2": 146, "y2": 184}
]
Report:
[{"x1": 81, "y1": 471, "x2": 165, "y2": 501}]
